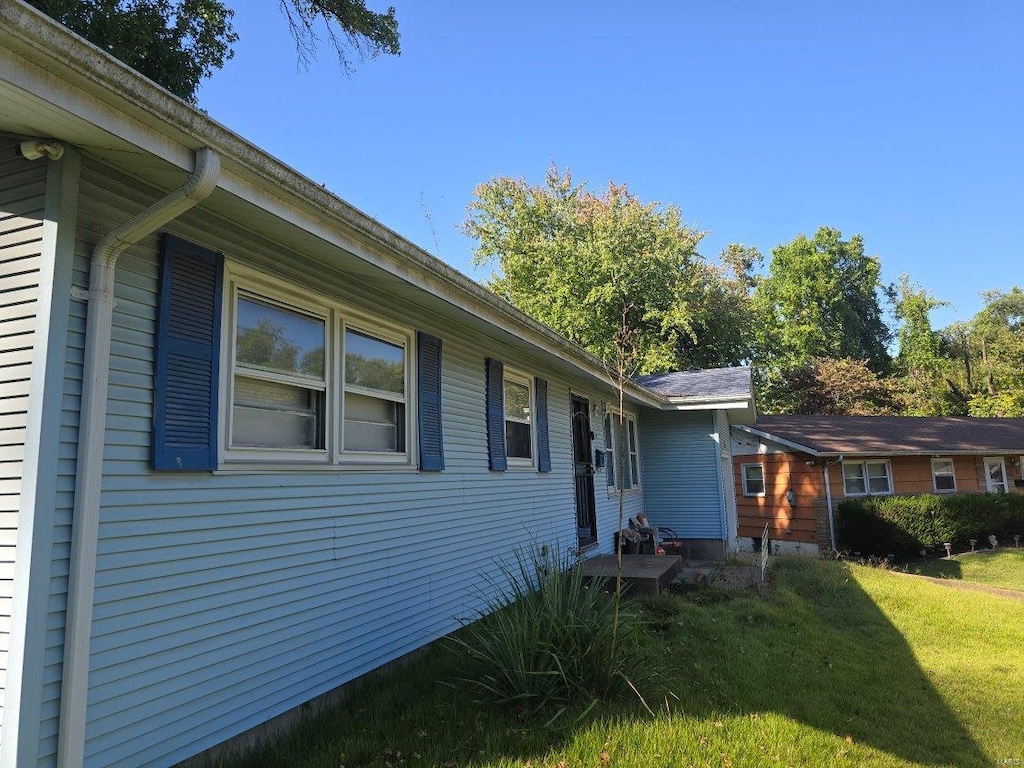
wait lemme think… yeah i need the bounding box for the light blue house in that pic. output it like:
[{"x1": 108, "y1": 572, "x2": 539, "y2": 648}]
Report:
[{"x1": 0, "y1": 4, "x2": 754, "y2": 766}]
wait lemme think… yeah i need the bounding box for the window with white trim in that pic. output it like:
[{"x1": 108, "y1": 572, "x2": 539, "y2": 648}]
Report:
[
  {"x1": 931, "y1": 458, "x2": 956, "y2": 493},
  {"x1": 224, "y1": 269, "x2": 414, "y2": 464},
  {"x1": 742, "y1": 463, "x2": 765, "y2": 496},
  {"x1": 504, "y1": 371, "x2": 533, "y2": 463},
  {"x1": 343, "y1": 327, "x2": 407, "y2": 453},
  {"x1": 232, "y1": 294, "x2": 327, "y2": 451},
  {"x1": 605, "y1": 411, "x2": 640, "y2": 490},
  {"x1": 842, "y1": 460, "x2": 892, "y2": 496}
]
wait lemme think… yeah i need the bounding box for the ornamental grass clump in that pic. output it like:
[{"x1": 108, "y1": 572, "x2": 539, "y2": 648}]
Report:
[{"x1": 449, "y1": 544, "x2": 643, "y2": 718}]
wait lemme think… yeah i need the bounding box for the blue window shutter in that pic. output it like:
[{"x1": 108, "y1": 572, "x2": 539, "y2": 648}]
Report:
[
  {"x1": 535, "y1": 376, "x2": 551, "y2": 472},
  {"x1": 485, "y1": 357, "x2": 507, "y2": 471},
  {"x1": 153, "y1": 234, "x2": 223, "y2": 471},
  {"x1": 417, "y1": 332, "x2": 444, "y2": 471}
]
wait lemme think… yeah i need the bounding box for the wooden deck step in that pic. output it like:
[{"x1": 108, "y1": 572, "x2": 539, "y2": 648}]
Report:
[{"x1": 581, "y1": 554, "x2": 682, "y2": 597}]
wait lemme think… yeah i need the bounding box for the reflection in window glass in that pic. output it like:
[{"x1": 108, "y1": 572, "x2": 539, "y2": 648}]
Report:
[
  {"x1": 605, "y1": 413, "x2": 638, "y2": 490},
  {"x1": 867, "y1": 462, "x2": 891, "y2": 493},
  {"x1": 843, "y1": 461, "x2": 891, "y2": 495},
  {"x1": 843, "y1": 463, "x2": 867, "y2": 495},
  {"x1": 605, "y1": 415, "x2": 615, "y2": 488},
  {"x1": 504, "y1": 378, "x2": 532, "y2": 460},
  {"x1": 345, "y1": 329, "x2": 405, "y2": 394},
  {"x1": 932, "y1": 459, "x2": 956, "y2": 492},
  {"x1": 236, "y1": 297, "x2": 325, "y2": 378},
  {"x1": 628, "y1": 421, "x2": 639, "y2": 485},
  {"x1": 342, "y1": 328, "x2": 406, "y2": 454},
  {"x1": 743, "y1": 464, "x2": 765, "y2": 495}
]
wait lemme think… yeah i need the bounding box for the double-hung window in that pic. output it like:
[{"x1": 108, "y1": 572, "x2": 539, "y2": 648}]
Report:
[
  {"x1": 931, "y1": 458, "x2": 956, "y2": 493},
  {"x1": 742, "y1": 463, "x2": 766, "y2": 496},
  {"x1": 343, "y1": 327, "x2": 407, "y2": 453},
  {"x1": 503, "y1": 372, "x2": 533, "y2": 462},
  {"x1": 232, "y1": 294, "x2": 327, "y2": 451},
  {"x1": 842, "y1": 460, "x2": 892, "y2": 496},
  {"x1": 224, "y1": 268, "x2": 413, "y2": 465},
  {"x1": 605, "y1": 411, "x2": 640, "y2": 491}
]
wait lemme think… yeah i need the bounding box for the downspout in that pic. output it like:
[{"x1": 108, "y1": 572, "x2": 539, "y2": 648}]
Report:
[
  {"x1": 823, "y1": 464, "x2": 836, "y2": 551},
  {"x1": 57, "y1": 148, "x2": 220, "y2": 768}
]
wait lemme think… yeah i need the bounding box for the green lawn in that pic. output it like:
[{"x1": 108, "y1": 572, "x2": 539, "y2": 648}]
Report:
[
  {"x1": 910, "y1": 549, "x2": 1024, "y2": 592},
  {"x1": 219, "y1": 558, "x2": 1024, "y2": 768}
]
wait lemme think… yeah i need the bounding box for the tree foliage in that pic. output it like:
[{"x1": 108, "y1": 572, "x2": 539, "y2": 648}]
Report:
[
  {"x1": 761, "y1": 357, "x2": 898, "y2": 416},
  {"x1": 892, "y1": 276, "x2": 953, "y2": 415},
  {"x1": 27, "y1": 0, "x2": 237, "y2": 101},
  {"x1": 27, "y1": 0, "x2": 399, "y2": 101},
  {"x1": 676, "y1": 244, "x2": 761, "y2": 370},
  {"x1": 753, "y1": 227, "x2": 893, "y2": 376},
  {"x1": 465, "y1": 166, "x2": 708, "y2": 375},
  {"x1": 962, "y1": 288, "x2": 1024, "y2": 417}
]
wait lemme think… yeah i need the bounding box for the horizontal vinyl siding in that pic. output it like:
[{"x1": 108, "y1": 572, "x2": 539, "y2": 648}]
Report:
[
  {"x1": 640, "y1": 410, "x2": 724, "y2": 539},
  {"x1": 0, "y1": 142, "x2": 48, "y2": 741},
  {"x1": 43, "y1": 156, "x2": 635, "y2": 767}
]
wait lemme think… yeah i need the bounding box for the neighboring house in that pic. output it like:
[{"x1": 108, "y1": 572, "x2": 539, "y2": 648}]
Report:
[
  {"x1": 0, "y1": 5, "x2": 754, "y2": 767},
  {"x1": 731, "y1": 415, "x2": 1024, "y2": 555}
]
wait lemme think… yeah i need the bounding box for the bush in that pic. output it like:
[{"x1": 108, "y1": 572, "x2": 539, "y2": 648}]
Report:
[
  {"x1": 837, "y1": 493, "x2": 1024, "y2": 556},
  {"x1": 449, "y1": 544, "x2": 643, "y2": 717}
]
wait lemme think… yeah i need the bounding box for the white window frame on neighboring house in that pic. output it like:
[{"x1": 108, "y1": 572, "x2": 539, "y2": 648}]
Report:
[
  {"x1": 742, "y1": 463, "x2": 766, "y2": 496},
  {"x1": 842, "y1": 460, "x2": 893, "y2": 496},
  {"x1": 931, "y1": 458, "x2": 956, "y2": 493},
  {"x1": 984, "y1": 456, "x2": 1008, "y2": 494},
  {"x1": 605, "y1": 409, "x2": 641, "y2": 492},
  {"x1": 221, "y1": 263, "x2": 416, "y2": 468}
]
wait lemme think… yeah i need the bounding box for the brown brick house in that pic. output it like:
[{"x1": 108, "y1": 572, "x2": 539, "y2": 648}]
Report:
[{"x1": 731, "y1": 415, "x2": 1024, "y2": 554}]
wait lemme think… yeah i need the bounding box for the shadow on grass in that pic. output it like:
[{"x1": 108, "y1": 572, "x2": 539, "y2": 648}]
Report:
[
  {"x1": 220, "y1": 558, "x2": 991, "y2": 768},
  {"x1": 910, "y1": 558, "x2": 964, "y2": 580},
  {"x1": 655, "y1": 557, "x2": 988, "y2": 766}
]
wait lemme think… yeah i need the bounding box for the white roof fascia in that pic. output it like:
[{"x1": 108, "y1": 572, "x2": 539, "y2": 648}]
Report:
[
  {"x1": 0, "y1": 1, "x2": 666, "y2": 409},
  {"x1": 732, "y1": 424, "x2": 823, "y2": 456},
  {"x1": 664, "y1": 397, "x2": 752, "y2": 411},
  {"x1": 828, "y1": 449, "x2": 1024, "y2": 457}
]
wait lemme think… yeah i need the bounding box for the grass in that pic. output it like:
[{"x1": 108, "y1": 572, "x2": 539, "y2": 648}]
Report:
[
  {"x1": 910, "y1": 549, "x2": 1024, "y2": 591},
  {"x1": 217, "y1": 558, "x2": 1024, "y2": 768}
]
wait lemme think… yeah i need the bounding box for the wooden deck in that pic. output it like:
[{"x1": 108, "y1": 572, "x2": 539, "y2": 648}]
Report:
[{"x1": 581, "y1": 554, "x2": 682, "y2": 596}]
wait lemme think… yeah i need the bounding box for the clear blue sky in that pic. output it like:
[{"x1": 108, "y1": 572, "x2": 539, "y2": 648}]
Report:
[{"x1": 199, "y1": 1, "x2": 1023, "y2": 331}]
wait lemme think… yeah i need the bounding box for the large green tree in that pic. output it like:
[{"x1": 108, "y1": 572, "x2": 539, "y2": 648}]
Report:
[
  {"x1": 464, "y1": 166, "x2": 710, "y2": 375},
  {"x1": 961, "y1": 288, "x2": 1024, "y2": 417},
  {"x1": 892, "y1": 276, "x2": 954, "y2": 415},
  {"x1": 753, "y1": 226, "x2": 893, "y2": 378},
  {"x1": 676, "y1": 244, "x2": 761, "y2": 370},
  {"x1": 27, "y1": 0, "x2": 400, "y2": 101}
]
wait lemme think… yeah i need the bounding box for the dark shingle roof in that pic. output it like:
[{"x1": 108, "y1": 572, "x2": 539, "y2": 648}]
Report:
[
  {"x1": 749, "y1": 415, "x2": 1024, "y2": 455},
  {"x1": 636, "y1": 367, "x2": 752, "y2": 400}
]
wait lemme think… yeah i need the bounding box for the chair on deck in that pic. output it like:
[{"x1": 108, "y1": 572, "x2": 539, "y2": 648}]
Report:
[{"x1": 627, "y1": 514, "x2": 679, "y2": 555}]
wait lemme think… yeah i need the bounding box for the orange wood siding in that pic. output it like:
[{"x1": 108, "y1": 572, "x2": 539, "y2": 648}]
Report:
[
  {"x1": 735, "y1": 454, "x2": 821, "y2": 544},
  {"x1": 827, "y1": 454, "x2": 1024, "y2": 499},
  {"x1": 735, "y1": 452, "x2": 1024, "y2": 549}
]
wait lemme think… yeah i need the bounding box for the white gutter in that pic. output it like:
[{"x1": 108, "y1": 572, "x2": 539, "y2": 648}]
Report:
[{"x1": 57, "y1": 148, "x2": 220, "y2": 768}]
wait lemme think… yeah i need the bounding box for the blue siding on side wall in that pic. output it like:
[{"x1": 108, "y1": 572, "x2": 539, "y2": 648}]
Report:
[
  {"x1": 37, "y1": 157, "x2": 642, "y2": 768},
  {"x1": 639, "y1": 409, "x2": 724, "y2": 539}
]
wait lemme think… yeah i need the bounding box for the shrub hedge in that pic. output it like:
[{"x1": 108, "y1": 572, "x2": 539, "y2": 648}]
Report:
[{"x1": 836, "y1": 493, "x2": 1024, "y2": 556}]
